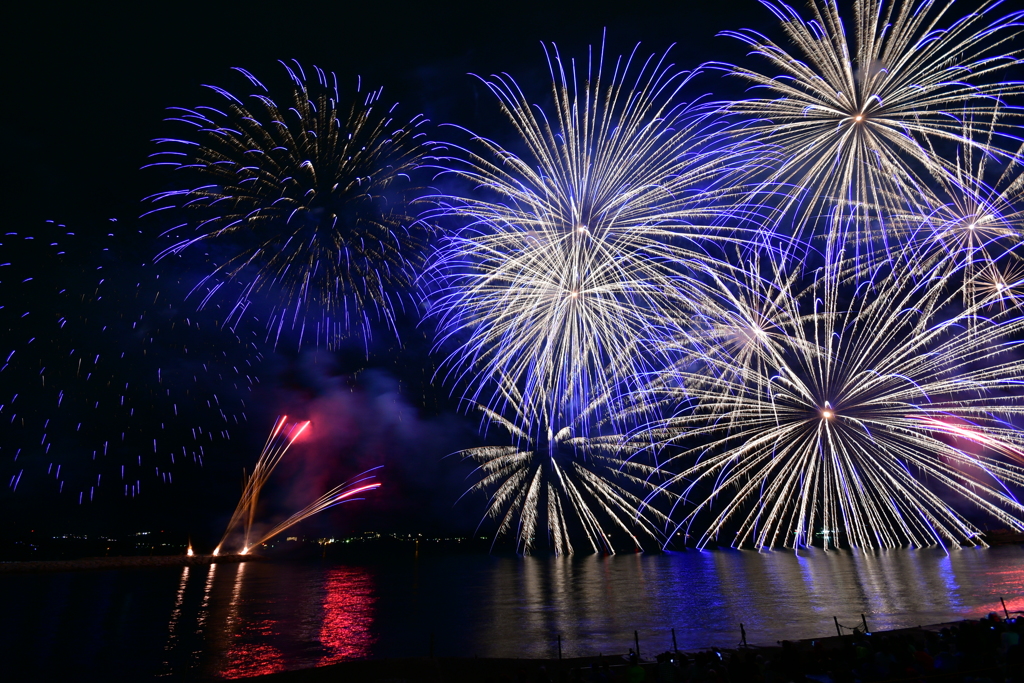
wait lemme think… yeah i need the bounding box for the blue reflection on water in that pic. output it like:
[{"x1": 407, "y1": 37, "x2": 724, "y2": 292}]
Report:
[{"x1": 1, "y1": 545, "x2": 1022, "y2": 680}]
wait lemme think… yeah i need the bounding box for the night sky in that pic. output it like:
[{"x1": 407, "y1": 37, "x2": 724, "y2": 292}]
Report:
[{"x1": 2, "y1": 0, "x2": 777, "y2": 545}]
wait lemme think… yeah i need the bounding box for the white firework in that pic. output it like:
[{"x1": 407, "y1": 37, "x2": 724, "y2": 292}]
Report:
[
  {"x1": 648, "y1": 249, "x2": 1024, "y2": 550},
  {"x1": 456, "y1": 390, "x2": 674, "y2": 555},
  {"x1": 424, "y1": 42, "x2": 766, "y2": 436},
  {"x1": 714, "y1": 0, "x2": 1024, "y2": 254}
]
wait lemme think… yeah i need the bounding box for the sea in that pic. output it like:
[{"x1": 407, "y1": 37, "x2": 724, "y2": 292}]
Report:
[{"x1": 1, "y1": 545, "x2": 1022, "y2": 680}]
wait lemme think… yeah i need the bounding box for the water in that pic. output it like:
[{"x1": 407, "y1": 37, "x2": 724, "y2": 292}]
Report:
[{"x1": 2, "y1": 546, "x2": 1022, "y2": 680}]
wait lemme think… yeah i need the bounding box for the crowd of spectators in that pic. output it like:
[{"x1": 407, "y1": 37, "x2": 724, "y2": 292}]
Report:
[{"x1": 572, "y1": 614, "x2": 1022, "y2": 683}]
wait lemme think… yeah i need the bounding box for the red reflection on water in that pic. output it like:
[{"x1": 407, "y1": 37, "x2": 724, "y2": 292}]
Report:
[
  {"x1": 970, "y1": 564, "x2": 1024, "y2": 618},
  {"x1": 319, "y1": 566, "x2": 376, "y2": 664},
  {"x1": 220, "y1": 635, "x2": 285, "y2": 679}
]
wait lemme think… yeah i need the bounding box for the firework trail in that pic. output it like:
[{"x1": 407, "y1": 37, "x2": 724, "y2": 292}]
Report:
[
  {"x1": 424, "y1": 41, "x2": 767, "y2": 437},
  {"x1": 455, "y1": 389, "x2": 674, "y2": 555},
  {"x1": 244, "y1": 469, "x2": 382, "y2": 552},
  {"x1": 713, "y1": 0, "x2": 1024, "y2": 258},
  {"x1": 648, "y1": 248, "x2": 1024, "y2": 550},
  {"x1": 215, "y1": 416, "x2": 309, "y2": 555},
  {"x1": 1, "y1": 220, "x2": 257, "y2": 505},
  {"x1": 144, "y1": 60, "x2": 433, "y2": 351}
]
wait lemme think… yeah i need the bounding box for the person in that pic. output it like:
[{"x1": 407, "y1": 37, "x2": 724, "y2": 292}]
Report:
[
  {"x1": 626, "y1": 652, "x2": 645, "y2": 683},
  {"x1": 655, "y1": 654, "x2": 674, "y2": 683}
]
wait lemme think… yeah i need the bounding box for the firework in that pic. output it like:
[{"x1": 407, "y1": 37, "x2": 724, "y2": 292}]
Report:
[
  {"x1": 666, "y1": 249, "x2": 805, "y2": 391},
  {"x1": 649, "y1": 250, "x2": 1024, "y2": 550},
  {"x1": 144, "y1": 61, "x2": 433, "y2": 350},
  {"x1": 424, "y1": 42, "x2": 765, "y2": 436},
  {"x1": 215, "y1": 417, "x2": 381, "y2": 555},
  {"x1": 896, "y1": 114, "x2": 1024, "y2": 309},
  {"x1": 975, "y1": 257, "x2": 1024, "y2": 311},
  {"x1": 456, "y1": 391, "x2": 673, "y2": 555},
  {"x1": 214, "y1": 416, "x2": 309, "y2": 555},
  {"x1": 244, "y1": 469, "x2": 382, "y2": 552},
  {"x1": 714, "y1": 0, "x2": 1024, "y2": 254},
  {"x1": 1, "y1": 220, "x2": 257, "y2": 505}
]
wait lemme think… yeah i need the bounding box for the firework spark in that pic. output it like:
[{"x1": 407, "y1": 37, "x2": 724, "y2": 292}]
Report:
[
  {"x1": 975, "y1": 257, "x2": 1024, "y2": 311},
  {"x1": 714, "y1": 0, "x2": 1024, "y2": 254},
  {"x1": 144, "y1": 61, "x2": 433, "y2": 350},
  {"x1": 649, "y1": 251, "x2": 1024, "y2": 550},
  {"x1": 1, "y1": 220, "x2": 257, "y2": 504},
  {"x1": 424, "y1": 42, "x2": 765, "y2": 435},
  {"x1": 215, "y1": 417, "x2": 381, "y2": 555}
]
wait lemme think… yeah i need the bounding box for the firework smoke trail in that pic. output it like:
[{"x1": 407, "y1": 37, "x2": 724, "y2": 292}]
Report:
[
  {"x1": 455, "y1": 389, "x2": 675, "y2": 555},
  {"x1": 1, "y1": 220, "x2": 257, "y2": 504},
  {"x1": 647, "y1": 247, "x2": 1024, "y2": 551},
  {"x1": 215, "y1": 416, "x2": 309, "y2": 555},
  {"x1": 424, "y1": 41, "x2": 770, "y2": 438},
  {"x1": 144, "y1": 60, "x2": 433, "y2": 351},
  {"x1": 244, "y1": 468, "x2": 382, "y2": 552},
  {"x1": 712, "y1": 0, "x2": 1024, "y2": 260}
]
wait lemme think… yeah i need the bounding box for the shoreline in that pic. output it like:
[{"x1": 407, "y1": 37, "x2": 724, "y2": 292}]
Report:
[
  {"x1": 244, "y1": 620, "x2": 1008, "y2": 682},
  {"x1": 2, "y1": 532, "x2": 1020, "y2": 574},
  {"x1": 247, "y1": 617, "x2": 1019, "y2": 682}
]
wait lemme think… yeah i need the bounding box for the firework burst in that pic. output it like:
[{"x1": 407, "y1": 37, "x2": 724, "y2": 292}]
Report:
[
  {"x1": 456, "y1": 391, "x2": 673, "y2": 555},
  {"x1": 714, "y1": 0, "x2": 1024, "y2": 255},
  {"x1": 896, "y1": 115, "x2": 1024, "y2": 310},
  {"x1": 144, "y1": 61, "x2": 433, "y2": 350},
  {"x1": 975, "y1": 257, "x2": 1024, "y2": 311},
  {"x1": 424, "y1": 42, "x2": 765, "y2": 435},
  {"x1": 649, "y1": 250, "x2": 1024, "y2": 550}
]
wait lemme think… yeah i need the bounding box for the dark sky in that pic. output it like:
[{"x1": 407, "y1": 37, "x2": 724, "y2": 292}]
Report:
[
  {"x1": 5, "y1": 0, "x2": 759, "y2": 222},
  {"x1": 0, "y1": 0, "x2": 768, "y2": 545}
]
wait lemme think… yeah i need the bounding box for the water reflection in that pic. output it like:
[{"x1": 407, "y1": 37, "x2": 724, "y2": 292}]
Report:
[
  {"x1": 472, "y1": 546, "x2": 1024, "y2": 658},
  {"x1": 966, "y1": 558, "x2": 1024, "y2": 617},
  {"x1": 160, "y1": 565, "x2": 190, "y2": 675},
  {"x1": 218, "y1": 562, "x2": 288, "y2": 679},
  {"x1": 197, "y1": 561, "x2": 217, "y2": 632},
  {"x1": 153, "y1": 561, "x2": 377, "y2": 678},
  {"x1": 319, "y1": 566, "x2": 376, "y2": 664},
  {"x1": 4, "y1": 546, "x2": 1022, "y2": 680}
]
